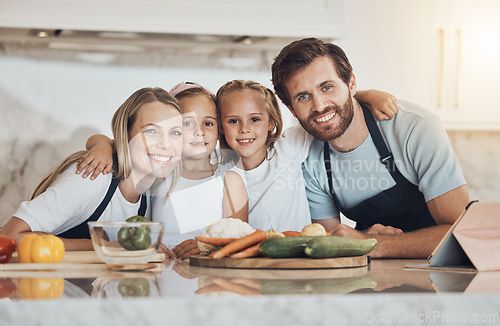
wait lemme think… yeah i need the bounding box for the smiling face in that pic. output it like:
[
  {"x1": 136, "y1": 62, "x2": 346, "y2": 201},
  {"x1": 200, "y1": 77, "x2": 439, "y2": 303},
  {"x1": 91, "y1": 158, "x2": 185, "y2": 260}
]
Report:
[
  {"x1": 219, "y1": 89, "x2": 274, "y2": 170},
  {"x1": 178, "y1": 95, "x2": 218, "y2": 160},
  {"x1": 128, "y1": 101, "x2": 183, "y2": 179},
  {"x1": 285, "y1": 55, "x2": 356, "y2": 142}
]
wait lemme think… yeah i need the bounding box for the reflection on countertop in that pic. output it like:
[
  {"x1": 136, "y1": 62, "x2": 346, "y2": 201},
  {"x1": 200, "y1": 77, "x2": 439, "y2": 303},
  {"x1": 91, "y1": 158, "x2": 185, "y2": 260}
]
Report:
[{"x1": 1, "y1": 258, "x2": 499, "y2": 301}]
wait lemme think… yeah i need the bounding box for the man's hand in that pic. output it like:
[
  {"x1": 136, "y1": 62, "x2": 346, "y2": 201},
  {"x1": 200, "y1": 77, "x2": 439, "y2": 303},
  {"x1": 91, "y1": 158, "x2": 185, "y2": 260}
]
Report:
[
  {"x1": 328, "y1": 223, "x2": 403, "y2": 258},
  {"x1": 363, "y1": 224, "x2": 403, "y2": 236},
  {"x1": 327, "y1": 223, "x2": 403, "y2": 238},
  {"x1": 328, "y1": 223, "x2": 368, "y2": 239},
  {"x1": 314, "y1": 185, "x2": 469, "y2": 258}
]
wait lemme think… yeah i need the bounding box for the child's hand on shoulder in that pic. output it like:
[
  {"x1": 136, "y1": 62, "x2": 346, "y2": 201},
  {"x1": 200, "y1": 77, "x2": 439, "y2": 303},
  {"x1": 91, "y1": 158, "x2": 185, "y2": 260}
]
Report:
[
  {"x1": 76, "y1": 142, "x2": 113, "y2": 179},
  {"x1": 357, "y1": 89, "x2": 399, "y2": 120}
]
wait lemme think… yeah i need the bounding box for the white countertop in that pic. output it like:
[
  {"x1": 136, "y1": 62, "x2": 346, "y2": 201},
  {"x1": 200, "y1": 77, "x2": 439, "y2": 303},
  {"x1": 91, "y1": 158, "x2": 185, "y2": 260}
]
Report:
[{"x1": 1, "y1": 259, "x2": 500, "y2": 326}]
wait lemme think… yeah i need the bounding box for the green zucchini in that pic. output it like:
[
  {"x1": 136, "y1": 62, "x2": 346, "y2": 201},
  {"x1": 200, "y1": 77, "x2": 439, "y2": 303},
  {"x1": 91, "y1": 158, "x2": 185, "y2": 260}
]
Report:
[
  {"x1": 303, "y1": 275, "x2": 377, "y2": 294},
  {"x1": 258, "y1": 276, "x2": 377, "y2": 295},
  {"x1": 259, "y1": 236, "x2": 315, "y2": 258},
  {"x1": 304, "y1": 236, "x2": 377, "y2": 258},
  {"x1": 258, "y1": 279, "x2": 309, "y2": 295}
]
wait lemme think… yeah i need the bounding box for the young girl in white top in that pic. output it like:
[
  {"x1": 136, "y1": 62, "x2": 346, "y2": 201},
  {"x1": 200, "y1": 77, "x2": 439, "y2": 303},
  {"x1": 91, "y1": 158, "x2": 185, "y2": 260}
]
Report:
[
  {"x1": 216, "y1": 80, "x2": 397, "y2": 231},
  {"x1": 79, "y1": 83, "x2": 248, "y2": 259},
  {"x1": 0, "y1": 88, "x2": 183, "y2": 251},
  {"x1": 152, "y1": 82, "x2": 248, "y2": 259}
]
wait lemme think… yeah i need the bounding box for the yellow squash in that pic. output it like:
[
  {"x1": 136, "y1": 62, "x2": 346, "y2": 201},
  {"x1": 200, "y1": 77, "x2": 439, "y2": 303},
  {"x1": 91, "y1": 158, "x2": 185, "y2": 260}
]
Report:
[
  {"x1": 18, "y1": 234, "x2": 65, "y2": 263},
  {"x1": 17, "y1": 278, "x2": 65, "y2": 299}
]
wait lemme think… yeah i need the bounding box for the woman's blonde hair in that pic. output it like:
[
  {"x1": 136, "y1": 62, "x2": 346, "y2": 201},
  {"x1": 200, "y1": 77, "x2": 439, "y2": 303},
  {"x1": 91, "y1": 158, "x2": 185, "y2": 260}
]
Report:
[
  {"x1": 216, "y1": 80, "x2": 283, "y2": 161},
  {"x1": 32, "y1": 87, "x2": 182, "y2": 199}
]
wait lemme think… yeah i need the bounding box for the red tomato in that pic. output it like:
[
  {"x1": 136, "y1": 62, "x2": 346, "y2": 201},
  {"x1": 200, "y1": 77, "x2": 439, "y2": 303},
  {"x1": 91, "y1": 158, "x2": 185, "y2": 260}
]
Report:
[
  {"x1": 0, "y1": 236, "x2": 17, "y2": 264},
  {"x1": 0, "y1": 278, "x2": 17, "y2": 298}
]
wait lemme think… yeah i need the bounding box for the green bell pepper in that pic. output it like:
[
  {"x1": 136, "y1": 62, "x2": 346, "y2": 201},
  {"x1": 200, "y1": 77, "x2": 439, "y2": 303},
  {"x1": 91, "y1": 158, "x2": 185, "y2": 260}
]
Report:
[
  {"x1": 117, "y1": 215, "x2": 152, "y2": 251},
  {"x1": 117, "y1": 277, "x2": 150, "y2": 297}
]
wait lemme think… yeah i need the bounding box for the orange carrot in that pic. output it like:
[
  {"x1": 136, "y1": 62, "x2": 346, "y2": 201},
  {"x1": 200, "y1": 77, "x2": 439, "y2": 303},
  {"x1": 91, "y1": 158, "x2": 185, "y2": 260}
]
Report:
[
  {"x1": 283, "y1": 231, "x2": 301, "y2": 237},
  {"x1": 230, "y1": 232, "x2": 283, "y2": 259},
  {"x1": 230, "y1": 241, "x2": 263, "y2": 259},
  {"x1": 231, "y1": 278, "x2": 262, "y2": 290},
  {"x1": 211, "y1": 229, "x2": 266, "y2": 259},
  {"x1": 212, "y1": 278, "x2": 261, "y2": 296},
  {"x1": 325, "y1": 232, "x2": 332, "y2": 236},
  {"x1": 195, "y1": 236, "x2": 239, "y2": 246}
]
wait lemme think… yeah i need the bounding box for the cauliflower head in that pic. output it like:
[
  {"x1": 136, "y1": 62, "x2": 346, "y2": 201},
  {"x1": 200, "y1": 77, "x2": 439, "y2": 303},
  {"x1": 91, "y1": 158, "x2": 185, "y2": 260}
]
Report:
[{"x1": 198, "y1": 218, "x2": 255, "y2": 254}]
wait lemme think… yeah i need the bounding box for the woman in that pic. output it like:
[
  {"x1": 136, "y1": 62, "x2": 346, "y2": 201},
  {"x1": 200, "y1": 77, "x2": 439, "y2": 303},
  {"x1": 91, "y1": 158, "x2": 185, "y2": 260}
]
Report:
[{"x1": 0, "y1": 87, "x2": 183, "y2": 251}]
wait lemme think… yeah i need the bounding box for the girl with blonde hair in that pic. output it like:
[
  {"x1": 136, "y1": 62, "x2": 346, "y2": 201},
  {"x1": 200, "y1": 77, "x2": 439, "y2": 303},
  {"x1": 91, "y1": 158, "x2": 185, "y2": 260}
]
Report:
[
  {"x1": 0, "y1": 87, "x2": 183, "y2": 251},
  {"x1": 216, "y1": 80, "x2": 397, "y2": 231}
]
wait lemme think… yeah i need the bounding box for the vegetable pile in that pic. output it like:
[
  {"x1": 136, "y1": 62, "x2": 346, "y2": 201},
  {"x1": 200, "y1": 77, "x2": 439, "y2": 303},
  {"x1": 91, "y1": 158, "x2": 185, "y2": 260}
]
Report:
[
  {"x1": 117, "y1": 215, "x2": 152, "y2": 251},
  {"x1": 196, "y1": 222, "x2": 377, "y2": 259},
  {"x1": 195, "y1": 274, "x2": 377, "y2": 296},
  {"x1": 196, "y1": 219, "x2": 285, "y2": 259}
]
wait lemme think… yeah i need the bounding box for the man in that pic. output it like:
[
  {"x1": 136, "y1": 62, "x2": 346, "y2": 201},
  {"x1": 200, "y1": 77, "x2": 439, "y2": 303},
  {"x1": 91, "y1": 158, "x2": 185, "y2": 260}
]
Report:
[{"x1": 271, "y1": 38, "x2": 470, "y2": 258}]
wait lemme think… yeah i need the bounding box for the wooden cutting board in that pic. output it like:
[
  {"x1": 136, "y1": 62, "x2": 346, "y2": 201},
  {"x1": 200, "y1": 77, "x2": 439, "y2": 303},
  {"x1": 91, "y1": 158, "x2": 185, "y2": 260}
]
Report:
[
  {"x1": 9, "y1": 251, "x2": 166, "y2": 264},
  {"x1": 189, "y1": 255, "x2": 369, "y2": 269},
  {"x1": 1, "y1": 251, "x2": 167, "y2": 272}
]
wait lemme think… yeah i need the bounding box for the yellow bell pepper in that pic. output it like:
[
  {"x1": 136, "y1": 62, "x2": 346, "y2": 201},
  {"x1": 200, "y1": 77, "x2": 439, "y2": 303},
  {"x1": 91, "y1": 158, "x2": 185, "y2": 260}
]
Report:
[
  {"x1": 17, "y1": 278, "x2": 65, "y2": 300},
  {"x1": 18, "y1": 234, "x2": 65, "y2": 263}
]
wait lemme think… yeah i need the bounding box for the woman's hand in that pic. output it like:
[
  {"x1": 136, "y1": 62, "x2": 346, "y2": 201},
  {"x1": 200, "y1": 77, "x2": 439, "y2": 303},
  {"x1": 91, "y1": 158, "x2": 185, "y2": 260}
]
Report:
[
  {"x1": 172, "y1": 239, "x2": 201, "y2": 260},
  {"x1": 356, "y1": 89, "x2": 399, "y2": 120},
  {"x1": 76, "y1": 134, "x2": 114, "y2": 180}
]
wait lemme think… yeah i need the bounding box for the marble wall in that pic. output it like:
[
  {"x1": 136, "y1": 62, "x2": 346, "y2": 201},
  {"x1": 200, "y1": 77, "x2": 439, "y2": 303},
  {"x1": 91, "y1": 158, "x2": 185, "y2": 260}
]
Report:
[
  {"x1": 1, "y1": 44, "x2": 498, "y2": 226},
  {"x1": 447, "y1": 130, "x2": 500, "y2": 201},
  {"x1": 0, "y1": 44, "x2": 295, "y2": 226}
]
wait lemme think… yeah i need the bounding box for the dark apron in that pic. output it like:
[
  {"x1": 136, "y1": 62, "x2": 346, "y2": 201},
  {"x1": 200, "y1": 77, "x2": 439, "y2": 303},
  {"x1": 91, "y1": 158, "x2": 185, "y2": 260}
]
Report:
[
  {"x1": 323, "y1": 105, "x2": 436, "y2": 232},
  {"x1": 58, "y1": 176, "x2": 147, "y2": 239}
]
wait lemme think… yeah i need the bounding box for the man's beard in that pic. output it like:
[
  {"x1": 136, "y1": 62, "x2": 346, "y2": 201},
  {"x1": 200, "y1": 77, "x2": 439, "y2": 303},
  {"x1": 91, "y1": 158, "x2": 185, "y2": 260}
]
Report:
[{"x1": 297, "y1": 92, "x2": 354, "y2": 142}]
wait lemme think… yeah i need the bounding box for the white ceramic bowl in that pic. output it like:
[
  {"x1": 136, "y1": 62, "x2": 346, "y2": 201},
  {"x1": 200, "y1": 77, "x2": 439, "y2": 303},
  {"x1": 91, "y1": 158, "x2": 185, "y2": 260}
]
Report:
[{"x1": 89, "y1": 221, "x2": 164, "y2": 264}]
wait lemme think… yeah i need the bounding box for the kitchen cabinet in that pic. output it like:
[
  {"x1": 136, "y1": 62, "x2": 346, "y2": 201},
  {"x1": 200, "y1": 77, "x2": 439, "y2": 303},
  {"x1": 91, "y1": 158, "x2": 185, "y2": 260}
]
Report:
[
  {"x1": 342, "y1": 0, "x2": 440, "y2": 119},
  {"x1": 344, "y1": 0, "x2": 500, "y2": 129},
  {"x1": 0, "y1": 0, "x2": 346, "y2": 38},
  {"x1": 431, "y1": 0, "x2": 500, "y2": 129}
]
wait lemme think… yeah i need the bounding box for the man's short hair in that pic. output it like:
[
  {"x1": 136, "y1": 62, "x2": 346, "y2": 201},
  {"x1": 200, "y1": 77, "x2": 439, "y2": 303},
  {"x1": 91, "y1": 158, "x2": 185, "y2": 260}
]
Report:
[{"x1": 271, "y1": 38, "x2": 353, "y2": 108}]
